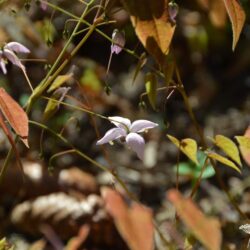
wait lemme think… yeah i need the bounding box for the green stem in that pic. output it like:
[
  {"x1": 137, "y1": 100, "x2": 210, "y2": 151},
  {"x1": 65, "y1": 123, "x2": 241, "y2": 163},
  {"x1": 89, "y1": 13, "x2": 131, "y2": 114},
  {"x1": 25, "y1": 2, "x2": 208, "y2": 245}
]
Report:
[{"x1": 175, "y1": 70, "x2": 247, "y2": 219}]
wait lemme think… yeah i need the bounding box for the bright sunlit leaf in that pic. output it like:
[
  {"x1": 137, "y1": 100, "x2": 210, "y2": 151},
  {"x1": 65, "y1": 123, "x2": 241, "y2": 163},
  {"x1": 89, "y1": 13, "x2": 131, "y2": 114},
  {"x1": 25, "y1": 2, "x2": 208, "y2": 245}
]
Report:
[
  {"x1": 214, "y1": 134, "x2": 242, "y2": 167},
  {"x1": 167, "y1": 189, "x2": 222, "y2": 250},
  {"x1": 235, "y1": 134, "x2": 250, "y2": 166},
  {"x1": 207, "y1": 152, "x2": 241, "y2": 173},
  {"x1": 222, "y1": 0, "x2": 246, "y2": 50},
  {"x1": 167, "y1": 135, "x2": 199, "y2": 165}
]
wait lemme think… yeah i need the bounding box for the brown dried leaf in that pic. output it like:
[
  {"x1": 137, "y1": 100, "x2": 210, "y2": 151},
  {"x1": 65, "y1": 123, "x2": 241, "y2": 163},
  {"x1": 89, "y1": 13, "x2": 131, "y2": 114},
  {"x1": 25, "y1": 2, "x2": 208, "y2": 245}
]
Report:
[
  {"x1": 222, "y1": 0, "x2": 246, "y2": 50},
  {"x1": 167, "y1": 189, "x2": 222, "y2": 250},
  {"x1": 101, "y1": 187, "x2": 154, "y2": 250},
  {"x1": 0, "y1": 88, "x2": 29, "y2": 147},
  {"x1": 209, "y1": 0, "x2": 227, "y2": 28},
  {"x1": 121, "y1": 0, "x2": 175, "y2": 64}
]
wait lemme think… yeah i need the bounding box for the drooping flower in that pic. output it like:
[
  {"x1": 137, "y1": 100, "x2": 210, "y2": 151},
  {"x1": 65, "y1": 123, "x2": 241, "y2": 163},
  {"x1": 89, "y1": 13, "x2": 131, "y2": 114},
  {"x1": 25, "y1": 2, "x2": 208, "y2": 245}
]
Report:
[
  {"x1": 40, "y1": 0, "x2": 48, "y2": 11},
  {"x1": 97, "y1": 116, "x2": 158, "y2": 160},
  {"x1": 0, "y1": 42, "x2": 30, "y2": 74},
  {"x1": 111, "y1": 29, "x2": 125, "y2": 55},
  {"x1": 168, "y1": 2, "x2": 179, "y2": 24}
]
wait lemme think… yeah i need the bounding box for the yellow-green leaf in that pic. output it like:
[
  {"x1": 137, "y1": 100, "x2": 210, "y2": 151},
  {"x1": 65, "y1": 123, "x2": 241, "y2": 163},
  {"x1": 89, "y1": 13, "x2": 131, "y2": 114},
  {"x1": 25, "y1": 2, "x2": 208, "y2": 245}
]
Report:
[
  {"x1": 121, "y1": 0, "x2": 175, "y2": 64},
  {"x1": 235, "y1": 135, "x2": 250, "y2": 166},
  {"x1": 214, "y1": 135, "x2": 242, "y2": 167},
  {"x1": 222, "y1": 0, "x2": 246, "y2": 50},
  {"x1": 145, "y1": 72, "x2": 157, "y2": 110},
  {"x1": 167, "y1": 135, "x2": 199, "y2": 165},
  {"x1": 47, "y1": 73, "x2": 73, "y2": 93},
  {"x1": 167, "y1": 134, "x2": 180, "y2": 147},
  {"x1": 207, "y1": 152, "x2": 241, "y2": 173}
]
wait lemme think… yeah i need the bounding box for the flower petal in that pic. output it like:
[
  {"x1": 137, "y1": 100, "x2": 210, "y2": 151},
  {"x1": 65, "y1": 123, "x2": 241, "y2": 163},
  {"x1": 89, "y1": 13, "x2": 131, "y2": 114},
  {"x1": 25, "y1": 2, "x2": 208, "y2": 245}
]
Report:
[
  {"x1": 0, "y1": 60, "x2": 7, "y2": 74},
  {"x1": 40, "y1": 0, "x2": 48, "y2": 11},
  {"x1": 97, "y1": 127, "x2": 126, "y2": 145},
  {"x1": 3, "y1": 49, "x2": 25, "y2": 70},
  {"x1": 4, "y1": 42, "x2": 30, "y2": 54},
  {"x1": 125, "y1": 132, "x2": 145, "y2": 160},
  {"x1": 111, "y1": 29, "x2": 125, "y2": 55},
  {"x1": 108, "y1": 116, "x2": 131, "y2": 131},
  {"x1": 130, "y1": 120, "x2": 158, "y2": 133}
]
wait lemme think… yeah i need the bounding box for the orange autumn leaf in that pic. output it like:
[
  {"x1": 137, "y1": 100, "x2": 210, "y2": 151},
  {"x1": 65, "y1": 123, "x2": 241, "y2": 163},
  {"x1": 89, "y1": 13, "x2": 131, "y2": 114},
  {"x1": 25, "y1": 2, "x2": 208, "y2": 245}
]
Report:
[
  {"x1": 0, "y1": 88, "x2": 29, "y2": 147},
  {"x1": 222, "y1": 0, "x2": 246, "y2": 50},
  {"x1": 101, "y1": 187, "x2": 154, "y2": 250},
  {"x1": 167, "y1": 189, "x2": 222, "y2": 250},
  {"x1": 121, "y1": 0, "x2": 175, "y2": 64}
]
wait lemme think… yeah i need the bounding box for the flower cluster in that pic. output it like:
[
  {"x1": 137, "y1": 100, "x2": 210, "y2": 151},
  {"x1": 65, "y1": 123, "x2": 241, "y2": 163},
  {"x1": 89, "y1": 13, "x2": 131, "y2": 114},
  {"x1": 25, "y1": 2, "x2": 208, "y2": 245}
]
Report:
[
  {"x1": 97, "y1": 116, "x2": 158, "y2": 160},
  {"x1": 0, "y1": 42, "x2": 30, "y2": 74}
]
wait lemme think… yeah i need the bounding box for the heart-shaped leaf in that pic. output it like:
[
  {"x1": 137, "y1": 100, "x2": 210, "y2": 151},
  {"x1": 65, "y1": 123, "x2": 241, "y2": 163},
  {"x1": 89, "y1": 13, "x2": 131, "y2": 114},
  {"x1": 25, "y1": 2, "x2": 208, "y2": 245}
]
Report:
[
  {"x1": 207, "y1": 152, "x2": 241, "y2": 173},
  {"x1": 167, "y1": 135, "x2": 199, "y2": 165},
  {"x1": 121, "y1": 0, "x2": 176, "y2": 64},
  {"x1": 214, "y1": 134, "x2": 242, "y2": 167},
  {"x1": 235, "y1": 127, "x2": 250, "y2": 166}
]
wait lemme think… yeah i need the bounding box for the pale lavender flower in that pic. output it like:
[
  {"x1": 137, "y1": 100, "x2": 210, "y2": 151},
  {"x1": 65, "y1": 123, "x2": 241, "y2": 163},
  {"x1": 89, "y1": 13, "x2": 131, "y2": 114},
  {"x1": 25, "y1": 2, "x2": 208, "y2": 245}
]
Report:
[
  {"x1": 40, "y1": 0, "x2": 48, "y2": 11},
  {"x1": 168, "y1": 2, "x2": 179, "y2": 24},
  {"x1": 97, "y1": 116, "x2": 158, "y2": 160},
  {"x1": 111, "y1": 29, "x2": 125, "y2": 55},
  {"x1": 0, "y1": 42, "x2": 30, "y2": 74}
]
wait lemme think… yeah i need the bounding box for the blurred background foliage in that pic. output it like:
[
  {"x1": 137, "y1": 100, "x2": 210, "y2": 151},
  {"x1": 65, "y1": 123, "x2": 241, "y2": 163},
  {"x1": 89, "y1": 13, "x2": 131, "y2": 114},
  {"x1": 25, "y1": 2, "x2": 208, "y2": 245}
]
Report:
[{"x1": 0, "y1": 0, "x2": 249, "y2": 249}]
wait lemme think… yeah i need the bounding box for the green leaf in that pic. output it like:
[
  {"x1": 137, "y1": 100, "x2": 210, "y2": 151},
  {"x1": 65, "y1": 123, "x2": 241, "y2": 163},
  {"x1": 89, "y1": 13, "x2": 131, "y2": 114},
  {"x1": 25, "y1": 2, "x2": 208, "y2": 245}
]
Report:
[
  {"x1": 174, "y1": 151, "x2": 215, "y2": 179},
  {"x1": 235, "y1": 135, "x2": 250, "y2": 166},
  {"x1": 43, "y1": 87, "x2": 70, "y2": 121},
  {"x1": 222, "y1": 0, "x2": 246, "y2": 50},
  {"x1": 167, "y1": 135, "x2": 199, "y2": 165},
  {"x1": 207, "y1": 152, "x2": 241, "y2": 173},
  {"x1": 80, "y1": 68, "x2": 102, "y2": 92},
  {"x1": 47, "y1": 73, "x2": 73, "y2": 93},
  {"x1": 214, "y1": 135, "x2": 242, "y2": 167},
  {"x1": 39, "y1": 18, "x2": 56, "y2": 46},
  {"x1": 145, "y1": 72, "x2": 157, "y2": 110}
]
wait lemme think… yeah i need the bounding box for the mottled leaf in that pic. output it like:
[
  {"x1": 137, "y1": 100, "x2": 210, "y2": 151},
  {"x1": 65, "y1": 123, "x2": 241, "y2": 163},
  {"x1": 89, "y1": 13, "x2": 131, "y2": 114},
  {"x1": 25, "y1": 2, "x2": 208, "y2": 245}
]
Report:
[
  {"x1": 222, "y1": 0, "x2": 246, "y2": 50},
  {"x1": 167, "y1": 189, "x2": 222, "y2": 250},
  {"x1": 207, "y1": 152, "x2": 241, "y2": 173},
  {"x1": 0, "y1": 88, "x2": 29, "y2": 147},
  {"x1": 167, "y1": 135, "x2": 199, "y2": 165},
  {"x1": 121, "y1": 0, "x2": 175, "y2": 64},
  {"x1": 145, "y1": 72, "x2": 157, "y2": 110},
  {"x1": 101, "y1": 187, "x2": 154, "y2": 250},
  {"x1": 214, "y1": 134, "x2": 242, "y2": 166}
]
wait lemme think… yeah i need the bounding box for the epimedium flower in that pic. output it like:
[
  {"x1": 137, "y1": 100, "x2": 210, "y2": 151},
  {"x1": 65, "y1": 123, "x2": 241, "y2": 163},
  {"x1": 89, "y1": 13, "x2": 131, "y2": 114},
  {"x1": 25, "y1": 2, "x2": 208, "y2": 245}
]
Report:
[
  {"x1": 111, "y1": 29, "x2": 125, "y2": 55},
  {"x1": 0, "y1": 42, "x2": 30, "y2": 74},
  {"x1": 97, "y1": 116, "x2": 158, "y2": 160}
]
